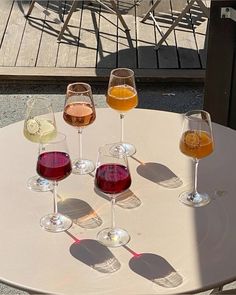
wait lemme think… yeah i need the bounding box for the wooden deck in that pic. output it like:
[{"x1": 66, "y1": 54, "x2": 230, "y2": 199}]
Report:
[{"x1": 0, "y1": 0, "x2": 209, "y2": 81}]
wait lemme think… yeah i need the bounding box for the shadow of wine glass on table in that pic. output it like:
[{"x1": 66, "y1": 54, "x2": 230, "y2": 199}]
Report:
[
  {"x1": 58, "y1": 198, "x2": 102, "y2": 229},
  {"x1": 116, "y1": 189, "x2": 142, "y2": 209},
  {"x1": 124, "y1": 245, "x2": 183, "y2": 288},
  {"x1": 89, "y1": 170, "x2": 141, "y2": 209},
  {"x1": 67, "y1": 231, "x2": 121, "y2": 273},
  {"x1": 137, "y1": 162, "x2": 183, "y2": 189},
  {"x1": 94, "y1": 187, "x2": 141, "y2": 209}
]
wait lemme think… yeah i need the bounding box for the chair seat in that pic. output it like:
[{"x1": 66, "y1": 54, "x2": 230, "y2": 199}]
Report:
[
  {"x1": 140, "y1": 0, "x2": 210, "y2": 50},
  {"x1": 25, "y1": 0, "x2": 130, "y2": 42}
]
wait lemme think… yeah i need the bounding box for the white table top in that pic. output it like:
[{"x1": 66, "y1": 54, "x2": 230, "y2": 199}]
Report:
[{"x1": 0, "y1": 108, "x2": 235, "y2": 295}]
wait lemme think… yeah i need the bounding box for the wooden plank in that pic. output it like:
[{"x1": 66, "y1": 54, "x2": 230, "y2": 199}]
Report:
[
  {"x1": 96, "y1": 1, "x2": 117, "y2": 68},
  {"x1": 155, "y1": 0, "x2": 179, "y2": 69},
  {"x1": 57, "y1": 1, "x2": 82, "y2": 68},
  {"x1": 136, "y1": 0, "x2": 158, "y2": 69},
  {"x1": 36, "y1": 1, "x2": 60, "y2": 67},
  {"x1": 191, "y1": 0, "x2": 209, "y2": 68},
  {"x1": 76, "y1": 2, "x2": 99, "y2": 68},
  {"x1": 0, "y1": 0, "x2": 14, "y2": 47},
  {"x1": 16, "y1": 1, "x2": 46, "y2": 66},
  {"x1": 171, "y1": 0, "x2": 201, "y2": 69},
  {"x1": 117, "y1": 0, "x2": 137, "y2": 68},
  {"x1": 0, "y1": 66, "x2": 205, "y2": 81},
  {"x1": 0, "y1": 1, "x2": 27, "y2": 66},
  {"x1": 0, "y1": 0, "x2": 209, "y2": 79}
]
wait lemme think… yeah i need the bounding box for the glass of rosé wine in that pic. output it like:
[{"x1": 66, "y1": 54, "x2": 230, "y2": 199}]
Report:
[
  {"x1": 95, "y1": 143, "x2": 131, "y2": 247},
  {"x1": 63, "y1": 82, "x2": 96, "y2": 175},
  {"x1": 37, "y1": 132, "x2": 72, "y2": 232},
  {"x1": 179, "y1": 110, "x2": 214, "y2": 207}
]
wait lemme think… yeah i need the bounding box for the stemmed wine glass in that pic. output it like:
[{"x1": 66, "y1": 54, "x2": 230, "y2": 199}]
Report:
[
  {"x1": 95, "y1": 143, "x2": 131, "y2": 247},
  {"x1": 179, "y1": 110, "x2": 214, "y2": 207},
  {"x1": 37, "y1": 132, "x2": 72, "y2": 232},
  {"x1": 23, "y1": 97, "x2": 57, "y2": 192},
  {"x1": 106, "y1": 68, "x2": 138, "y2": 157},
  {"x1": 63, "y1": 82, "x2": 96, "y2": 175}
]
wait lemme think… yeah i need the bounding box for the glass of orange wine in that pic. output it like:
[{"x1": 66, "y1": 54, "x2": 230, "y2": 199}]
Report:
[
  {"x1": 63, "y1": 82, "x2": 96, "y2": 175},
  {"x1": 179, "y1": 110, "x2": 214, "y2": 207},
  {"x1": 107, "y1": 68, "x2": 138, "y2": 156}
]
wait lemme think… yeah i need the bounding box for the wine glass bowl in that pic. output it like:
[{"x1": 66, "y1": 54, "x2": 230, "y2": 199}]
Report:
[
  {"x1": 179, "y1": 110, "x2": 214, "y2": 207},
  {"x1": 23, "y1": 97, "x2": 57, "y2": 192},
  {"x1": 63, "y1": 82, "x2": 96, "y2": 175},
  {"x1": 95, "y1": 143, "x2": 131, "y2": 247},
  {"x1": 106, "y1": 68, "x2": 138, "y2": 156},
  {"x1": 180, "y1": 130, "x2": 213, "y2": 159},
  {"x1": 37, "y1": 132, "x2": 72, "y2": 232},
  {"x1": 107, "y1": 68, "x2": 138, "y2": 112}
]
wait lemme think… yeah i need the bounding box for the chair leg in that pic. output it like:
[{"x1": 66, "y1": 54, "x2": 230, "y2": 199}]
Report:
[
  {"x1": 148, "y1": 12, "x2": 168, "y2": 46},
  {"x1": 196, "y1": 0, "x2": 210, "y2": 18},
  {"x1": 95, "y1": 0, "x2": 129, "y2": 31},
  {"x1": 155, "y1": 0, "x2": 196, "y2": 50},
  {"x1": 109, "y1": 0, "x2": 129, "y2": 31},
  {"x1": 141, "y1": 0, "x2": 162, "y2": 23},
  {"x1": 57, "y1": 0, "x2": 78, "y2": 41},
  {"x1": 25, "y1": 0, "x2": 36, "y2": 17}
]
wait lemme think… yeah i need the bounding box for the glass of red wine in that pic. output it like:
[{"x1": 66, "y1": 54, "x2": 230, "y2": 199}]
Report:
[
  {"x1": 37, "y1": 132, "x2": 73, "y2": 232},
  {"x1": 63, "y1": 82, "x2": 96, "y2": 175},
  {"x1": 95, "y1": 143, "x2": 131, "y2": 247}
]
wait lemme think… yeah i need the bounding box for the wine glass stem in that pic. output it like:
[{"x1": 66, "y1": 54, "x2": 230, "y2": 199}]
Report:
[
  {"x1": 193, "y1": 159, "x2": 199, "y2": 195},
  {"x1": 120, "y1": 113, "x2": 125, "y2": 143},
  {"x1": 78, "y1": 127, "x2": 83, "y2": 161},
  {"x1": 53, "y1": 181, "x2": 58, "y2": 215},
  {"x1": 111, "y1": 196, "x2": 116, "y2": 229}
]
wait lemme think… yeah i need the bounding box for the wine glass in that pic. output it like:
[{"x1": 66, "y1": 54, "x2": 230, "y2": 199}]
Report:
[
  {"x1": 106, "y1": 68, "x2": 138, "y2": 157},
  {"x1": 63, "y1": 82, "x2": 96, "y2": 175},
  {"x1": 23, "y1": 97, "x2": 57, "y2": 192},
  {"x1": 37, "y1": 132, "x2": 72, "y2": 232},
  {"x1": 179, "y1": 110, "x2": 214, "y2": 207},
  {"x1": 95, "y1": 143, "x2": 131, "y2": 247}
]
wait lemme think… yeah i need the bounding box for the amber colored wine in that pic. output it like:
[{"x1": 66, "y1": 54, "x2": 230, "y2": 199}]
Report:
[
  {"x1": 63, "y1": 102, "x2": 96, "y2": 128},
  {"x1": 107, "y1": 85, "x2": 138, "y2": 112},
  {"x1": 180, "y1": 130, "x2": 214, "y2": 159}
]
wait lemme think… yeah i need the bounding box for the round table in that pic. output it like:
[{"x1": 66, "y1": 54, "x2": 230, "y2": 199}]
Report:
[{"x1": 0, "y1": 108, "x2": 235, "y2": 295}]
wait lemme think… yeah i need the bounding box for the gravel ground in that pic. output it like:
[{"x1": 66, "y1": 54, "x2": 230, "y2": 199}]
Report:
[{"x1": 0, "y1": 81, "x2": 204, "y2": 127}]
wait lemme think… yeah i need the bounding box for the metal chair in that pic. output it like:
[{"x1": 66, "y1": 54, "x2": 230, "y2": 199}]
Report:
[
  {"x1": 25, "y1": 0, "x2": 129, "y2": 42},
  {"x1": 140, "y1": 0, "x2": 210, "y2": 50}
]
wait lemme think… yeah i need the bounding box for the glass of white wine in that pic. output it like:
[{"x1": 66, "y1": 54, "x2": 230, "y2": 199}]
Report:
[{"x1": 23, "y1": 97, "x2": 57, "y2": 192}]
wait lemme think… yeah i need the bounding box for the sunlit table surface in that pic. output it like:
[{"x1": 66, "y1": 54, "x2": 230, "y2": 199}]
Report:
[{"x1": 0, "y1": 108, "x2": 235, "y2": 295}]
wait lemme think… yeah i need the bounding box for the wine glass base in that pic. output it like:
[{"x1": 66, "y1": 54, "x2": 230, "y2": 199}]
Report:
[
  {"x1": 40, "y1": 213, "x2": 72, "y2": 232},
  {"x1": 179, "y1": 191, "x2": 210, "y2": 207},
  {"x1": 110, "y1": 143, "x2": 136, "y2": 157},
  {"x1": 122, "y1": 143, "x2": 136, "y2": 157},
  {"x1": 97, "y1": 227, "x2": 130, "y2": 247},
  {"x1": 27, "y1": 176, "x2": 53, "y2": 192},
  {"x1": 72, "y1": 159, "x2": 95, "y2": 175}
]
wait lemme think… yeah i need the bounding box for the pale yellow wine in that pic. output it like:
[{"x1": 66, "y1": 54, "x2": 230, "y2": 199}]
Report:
[{"x1": 24, "y1": 117, "x2": 56, "y2": 143}]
